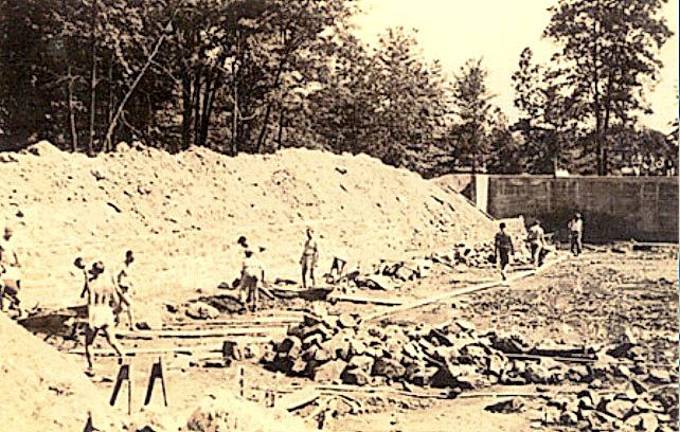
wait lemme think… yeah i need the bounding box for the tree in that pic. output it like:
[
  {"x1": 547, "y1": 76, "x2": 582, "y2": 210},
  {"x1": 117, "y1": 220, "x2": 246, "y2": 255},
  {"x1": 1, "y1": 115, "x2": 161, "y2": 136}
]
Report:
[
  {"x1": 306, "y1": 26, "x2": 448, "y2": 171},
  {"x1": 450, "y1": 58, "x2": 495, "y2": 173},
  {"x1": 544, "y1": 0, "x2": 673, "y2": 175},
  {"x1": 511, "y1": 47, "x2": 582, "y2": 174},
  {"x1": 486, "y1": 110, "x2": 523, "y2": 174}
]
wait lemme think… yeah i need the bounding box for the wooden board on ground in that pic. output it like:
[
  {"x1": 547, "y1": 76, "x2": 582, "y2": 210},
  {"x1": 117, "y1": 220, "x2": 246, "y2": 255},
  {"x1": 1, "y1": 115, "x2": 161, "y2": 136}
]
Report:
[{"x1": 363, "y1": 254, "x2": 570, "y2": 323}]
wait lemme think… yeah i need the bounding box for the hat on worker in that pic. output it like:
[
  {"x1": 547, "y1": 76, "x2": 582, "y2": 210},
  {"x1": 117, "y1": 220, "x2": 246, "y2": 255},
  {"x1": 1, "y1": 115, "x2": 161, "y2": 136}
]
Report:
[{"x1": 575, "y1": 213, "x2": 582, "y2": 219}]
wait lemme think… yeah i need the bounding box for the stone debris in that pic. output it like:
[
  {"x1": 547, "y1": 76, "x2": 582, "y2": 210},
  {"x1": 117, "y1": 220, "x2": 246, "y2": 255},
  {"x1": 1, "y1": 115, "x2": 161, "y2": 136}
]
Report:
[
  {"x1": 540, "y1": 384, "x2": 678, "y2": 431},
  {"x1": 262, "y1": 316, "x2": 611, "y2": 392},
  {"x1": 185, "y1": 302, "x2": 220, "y2": 320}
]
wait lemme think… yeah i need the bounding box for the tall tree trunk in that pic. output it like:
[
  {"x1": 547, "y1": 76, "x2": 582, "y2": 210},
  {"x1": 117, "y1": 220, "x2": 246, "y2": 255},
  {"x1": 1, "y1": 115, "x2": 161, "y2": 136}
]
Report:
[
  {"x1": 88, "y1": 0, "x2": 98, "y2": 156},
  {"x1": 276, "y1": 108, "x2": 285, "y2": 150},
  {"x1": 180, "y1": 71, "x2": 192, "y2": 151},
  {"x1": 192, "y1": 72, "x2": 202, "y2": 147},
  {"x1": 198, "y1": 71, "x2": 214, "y2": 147},
  {"x1": 230, "y1": 66, "x2": 239, "y2": 156},
  {"x1": 67, "y1": 66, "x2": 78, "y2": 152},
  {"x1": 106, "y1": 55, "x2": 114, "y2": 151},
  {"x1": 104, "y1": 28, "x2": 170, "y2": 148},
  {"x1": 591, "y1": 13, "x2": 603, "y2": 176}
]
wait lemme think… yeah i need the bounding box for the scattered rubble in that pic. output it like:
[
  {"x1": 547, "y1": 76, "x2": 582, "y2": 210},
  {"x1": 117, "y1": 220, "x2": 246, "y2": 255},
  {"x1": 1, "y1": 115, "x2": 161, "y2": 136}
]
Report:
[{"x1": 262, "y1": 314, "x2": 625, "y2": 391}]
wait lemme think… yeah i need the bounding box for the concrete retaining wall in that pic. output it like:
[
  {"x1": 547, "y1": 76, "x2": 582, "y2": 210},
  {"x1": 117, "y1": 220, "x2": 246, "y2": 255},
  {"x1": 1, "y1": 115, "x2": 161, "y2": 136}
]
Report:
[{"x1": 438, "y1": 175, "x2": 678, "y2": 242}]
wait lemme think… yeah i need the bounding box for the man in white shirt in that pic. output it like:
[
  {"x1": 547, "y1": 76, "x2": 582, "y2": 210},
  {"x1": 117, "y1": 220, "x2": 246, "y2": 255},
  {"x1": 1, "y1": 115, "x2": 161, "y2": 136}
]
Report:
[
  {"x1": 568, "y1": 213, "x2": 583, "y2": 256},
  {"x1": 240, "y1": 250, "x2": 264, "y2": 312},
  {"x1": 527, "y1": 220, "x2": 546, "y2": 268}
]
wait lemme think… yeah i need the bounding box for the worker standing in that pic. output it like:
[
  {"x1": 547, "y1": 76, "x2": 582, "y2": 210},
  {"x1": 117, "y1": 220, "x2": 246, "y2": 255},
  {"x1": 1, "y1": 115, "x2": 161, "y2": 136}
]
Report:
[
  {"x1": 0, "y1": 226, "x2": 22, "y2": 312},
  {"x1": 567, "y1": 213, "x2": 583, "y2": 256},
  {"x1": 527, "y1": 220, "x2": 546, "y2": 268},
  {"x1": 239, "y1": 249, "x2": 264, "y2": 312},
  {"x1": 494, "y1": 222, "x2": 514, "y2": 281},
  {"x1": 300, "y1": 227, "x2": 319, "y2": 289},
  {"x1": 116, "y1": 250, "x2": 136, "y2": 330},
  {"x1": 84, "y1": 261, "x2": 123, "y2": 375}
]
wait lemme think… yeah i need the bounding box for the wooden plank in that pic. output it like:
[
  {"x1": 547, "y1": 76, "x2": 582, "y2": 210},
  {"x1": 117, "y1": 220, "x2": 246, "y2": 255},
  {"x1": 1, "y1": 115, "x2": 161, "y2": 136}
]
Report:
[
  {"x1": 362, "y1": 254, "x2": 570, "y2": 323},
  {"x1": 68, "y1": 345, "x2": 220, "y2": 356},
  {"x1": 162, "y1": 318, "x2": 300, "y2": 329},
  {"x1": 116, "y1": 326, "x2": 287, "y2": 339},
  {"x1": 505, "y1": 353, "x2": 595, "y2": 364},
  {"x1": 279, "y1": 388, "x2": 322, "y2": 411},
  {"x1": 327, "y1": 293, "x2": 404, "y2": 306}
]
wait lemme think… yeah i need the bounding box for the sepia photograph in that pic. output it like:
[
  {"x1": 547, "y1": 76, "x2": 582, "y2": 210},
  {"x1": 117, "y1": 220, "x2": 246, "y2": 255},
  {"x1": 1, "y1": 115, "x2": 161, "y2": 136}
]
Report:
[{"x1": 0, "y1": 0, "x2": 678, "y2": 431}]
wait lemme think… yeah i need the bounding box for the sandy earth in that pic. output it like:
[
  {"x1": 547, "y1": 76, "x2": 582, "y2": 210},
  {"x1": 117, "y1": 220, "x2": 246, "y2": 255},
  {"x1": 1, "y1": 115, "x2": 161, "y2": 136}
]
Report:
[
  {"x1": 1, "y1": 144, "x2": 677, "y2": 432},
  {"x1": 0, "y1": 142, "x2": 494, "y2": 316},
  {"x1": 19, "y1": 247, "x2": 671, "y2": 432}
]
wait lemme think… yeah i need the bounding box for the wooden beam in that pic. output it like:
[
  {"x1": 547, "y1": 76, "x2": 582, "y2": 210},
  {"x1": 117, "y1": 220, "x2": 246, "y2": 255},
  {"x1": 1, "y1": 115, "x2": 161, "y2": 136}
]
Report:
[
  {"x1": 362, "y1": 254, "x2": 570, "y2": 323},
  {"x1": 327, "y1": 293, "x2": 404, "y2": 306},
  {"x1": 69, "y1": 346, "x2": 219, "y2": 356},
  {"x1": 116, "y1": 326, "x2": 287, "y2": 339}
]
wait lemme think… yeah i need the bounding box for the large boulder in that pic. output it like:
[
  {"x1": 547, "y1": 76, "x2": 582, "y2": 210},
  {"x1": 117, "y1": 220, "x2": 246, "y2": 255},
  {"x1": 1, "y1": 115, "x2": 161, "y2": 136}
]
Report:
[
  {"x1": 603, "y1": 399, "x2": 634, "y2": 420},
  {"x1": 372, "y1": 357, "x2": 406, "y2": 381},
  {"x1": 314, "y1": 359, "x2": 347, "y2": 384}
]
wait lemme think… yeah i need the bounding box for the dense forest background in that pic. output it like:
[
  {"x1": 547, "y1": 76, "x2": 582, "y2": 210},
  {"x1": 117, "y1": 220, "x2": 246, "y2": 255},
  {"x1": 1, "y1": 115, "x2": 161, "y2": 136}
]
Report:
[{"x1": 0, "y1": 0, "x2": 677, "y2": 176}]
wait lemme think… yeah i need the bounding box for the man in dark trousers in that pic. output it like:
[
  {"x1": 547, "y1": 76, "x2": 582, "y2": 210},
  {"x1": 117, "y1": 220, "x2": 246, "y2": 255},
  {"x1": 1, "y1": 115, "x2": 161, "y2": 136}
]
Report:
[
  {"x1": 567, "y1": 213, "x2": 583, "y2": 256},
  {"x1": 494, "y1": 222, "x2": 514, "y2": 281}
]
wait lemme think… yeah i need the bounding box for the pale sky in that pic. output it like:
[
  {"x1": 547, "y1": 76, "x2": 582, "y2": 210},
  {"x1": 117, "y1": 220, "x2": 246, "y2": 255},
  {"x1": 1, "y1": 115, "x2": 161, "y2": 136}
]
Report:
[{"x1": 353, "y1": 0, "x2": 679, "y2": 131}]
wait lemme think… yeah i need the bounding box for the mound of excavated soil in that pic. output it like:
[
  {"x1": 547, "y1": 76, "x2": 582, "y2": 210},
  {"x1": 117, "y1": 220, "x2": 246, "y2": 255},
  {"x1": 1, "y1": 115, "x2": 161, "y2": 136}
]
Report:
[
  {"x1": 0, "y1": 314, "x2": 124, "y2": 430},
  {"x1": 0, "y1": 142, "x2": 494, "y2": 314}
]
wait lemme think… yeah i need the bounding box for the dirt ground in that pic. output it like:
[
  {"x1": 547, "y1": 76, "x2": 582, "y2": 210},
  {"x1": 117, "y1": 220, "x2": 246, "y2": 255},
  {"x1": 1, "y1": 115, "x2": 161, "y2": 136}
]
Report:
[{"x1": 31, "y1": 245, "x2": 675, "y2": 432}]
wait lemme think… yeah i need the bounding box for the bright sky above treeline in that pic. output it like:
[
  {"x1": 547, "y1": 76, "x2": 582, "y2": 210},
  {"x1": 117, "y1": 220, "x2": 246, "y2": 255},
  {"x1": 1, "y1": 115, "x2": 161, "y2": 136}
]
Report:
[{"x1": 353, "y1": 0, "x2": 679, "y2": 132}]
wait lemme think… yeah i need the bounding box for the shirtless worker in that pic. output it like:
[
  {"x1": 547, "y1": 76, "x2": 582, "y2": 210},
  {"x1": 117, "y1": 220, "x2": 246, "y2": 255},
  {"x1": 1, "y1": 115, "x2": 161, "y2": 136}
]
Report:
[
  {"x1": 83, "y1": 261, "x2": 123, "y2": 374},
  {"x1": 494, "y1": 222, "x2": 514, "y2": 281},
  {"x1": 115, "y1": 250, "x2": 136, "y2": 330},
  {"x1": 0, "y1": 226, "x2": 22, "y2": 312},
  {"x1": 300, "y1": 227, "x2": 319, "y2": 289}
]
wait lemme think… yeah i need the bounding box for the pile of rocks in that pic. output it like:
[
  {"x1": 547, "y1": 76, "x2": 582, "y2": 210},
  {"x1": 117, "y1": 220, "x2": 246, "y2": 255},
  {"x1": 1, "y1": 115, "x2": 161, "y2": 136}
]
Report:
[
  {"x1": 430, "y1": 241, "x2": 531, "y2": 270},
  {"x1": 261, "y1": 316, "x2": 608, "y2": 393},
  {"x1": 539, "y1": 384, "x2": 677, "y2": 431}
]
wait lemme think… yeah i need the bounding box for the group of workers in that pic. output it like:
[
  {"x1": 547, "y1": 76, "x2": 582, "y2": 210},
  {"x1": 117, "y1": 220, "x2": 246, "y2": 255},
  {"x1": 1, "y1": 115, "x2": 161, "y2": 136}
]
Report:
[
  {"x1": 493, "y1": 212, "x2": 584, "y2": 281},
  {"x1": 3, "y1": 215, "x2": 587, "y2": 372},
  {"x1": 235, "y1": 227, "x2": 319, "y2": 312}
]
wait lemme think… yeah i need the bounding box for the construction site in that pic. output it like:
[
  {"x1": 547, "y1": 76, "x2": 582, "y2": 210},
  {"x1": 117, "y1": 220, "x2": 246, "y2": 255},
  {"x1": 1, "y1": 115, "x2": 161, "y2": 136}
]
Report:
[{"x1": 0, "y1": 141, "x2": 677, "y2": 432}]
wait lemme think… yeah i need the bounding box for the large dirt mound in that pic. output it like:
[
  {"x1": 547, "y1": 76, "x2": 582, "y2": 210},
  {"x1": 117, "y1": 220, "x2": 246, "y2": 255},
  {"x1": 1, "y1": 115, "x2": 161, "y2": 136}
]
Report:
[
  {"x1": 0, "y1": 142, "x2": 494, "y2": 311},
  {"x1": 0, "y1": 314, "x2": 124, "y2": 430}
]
